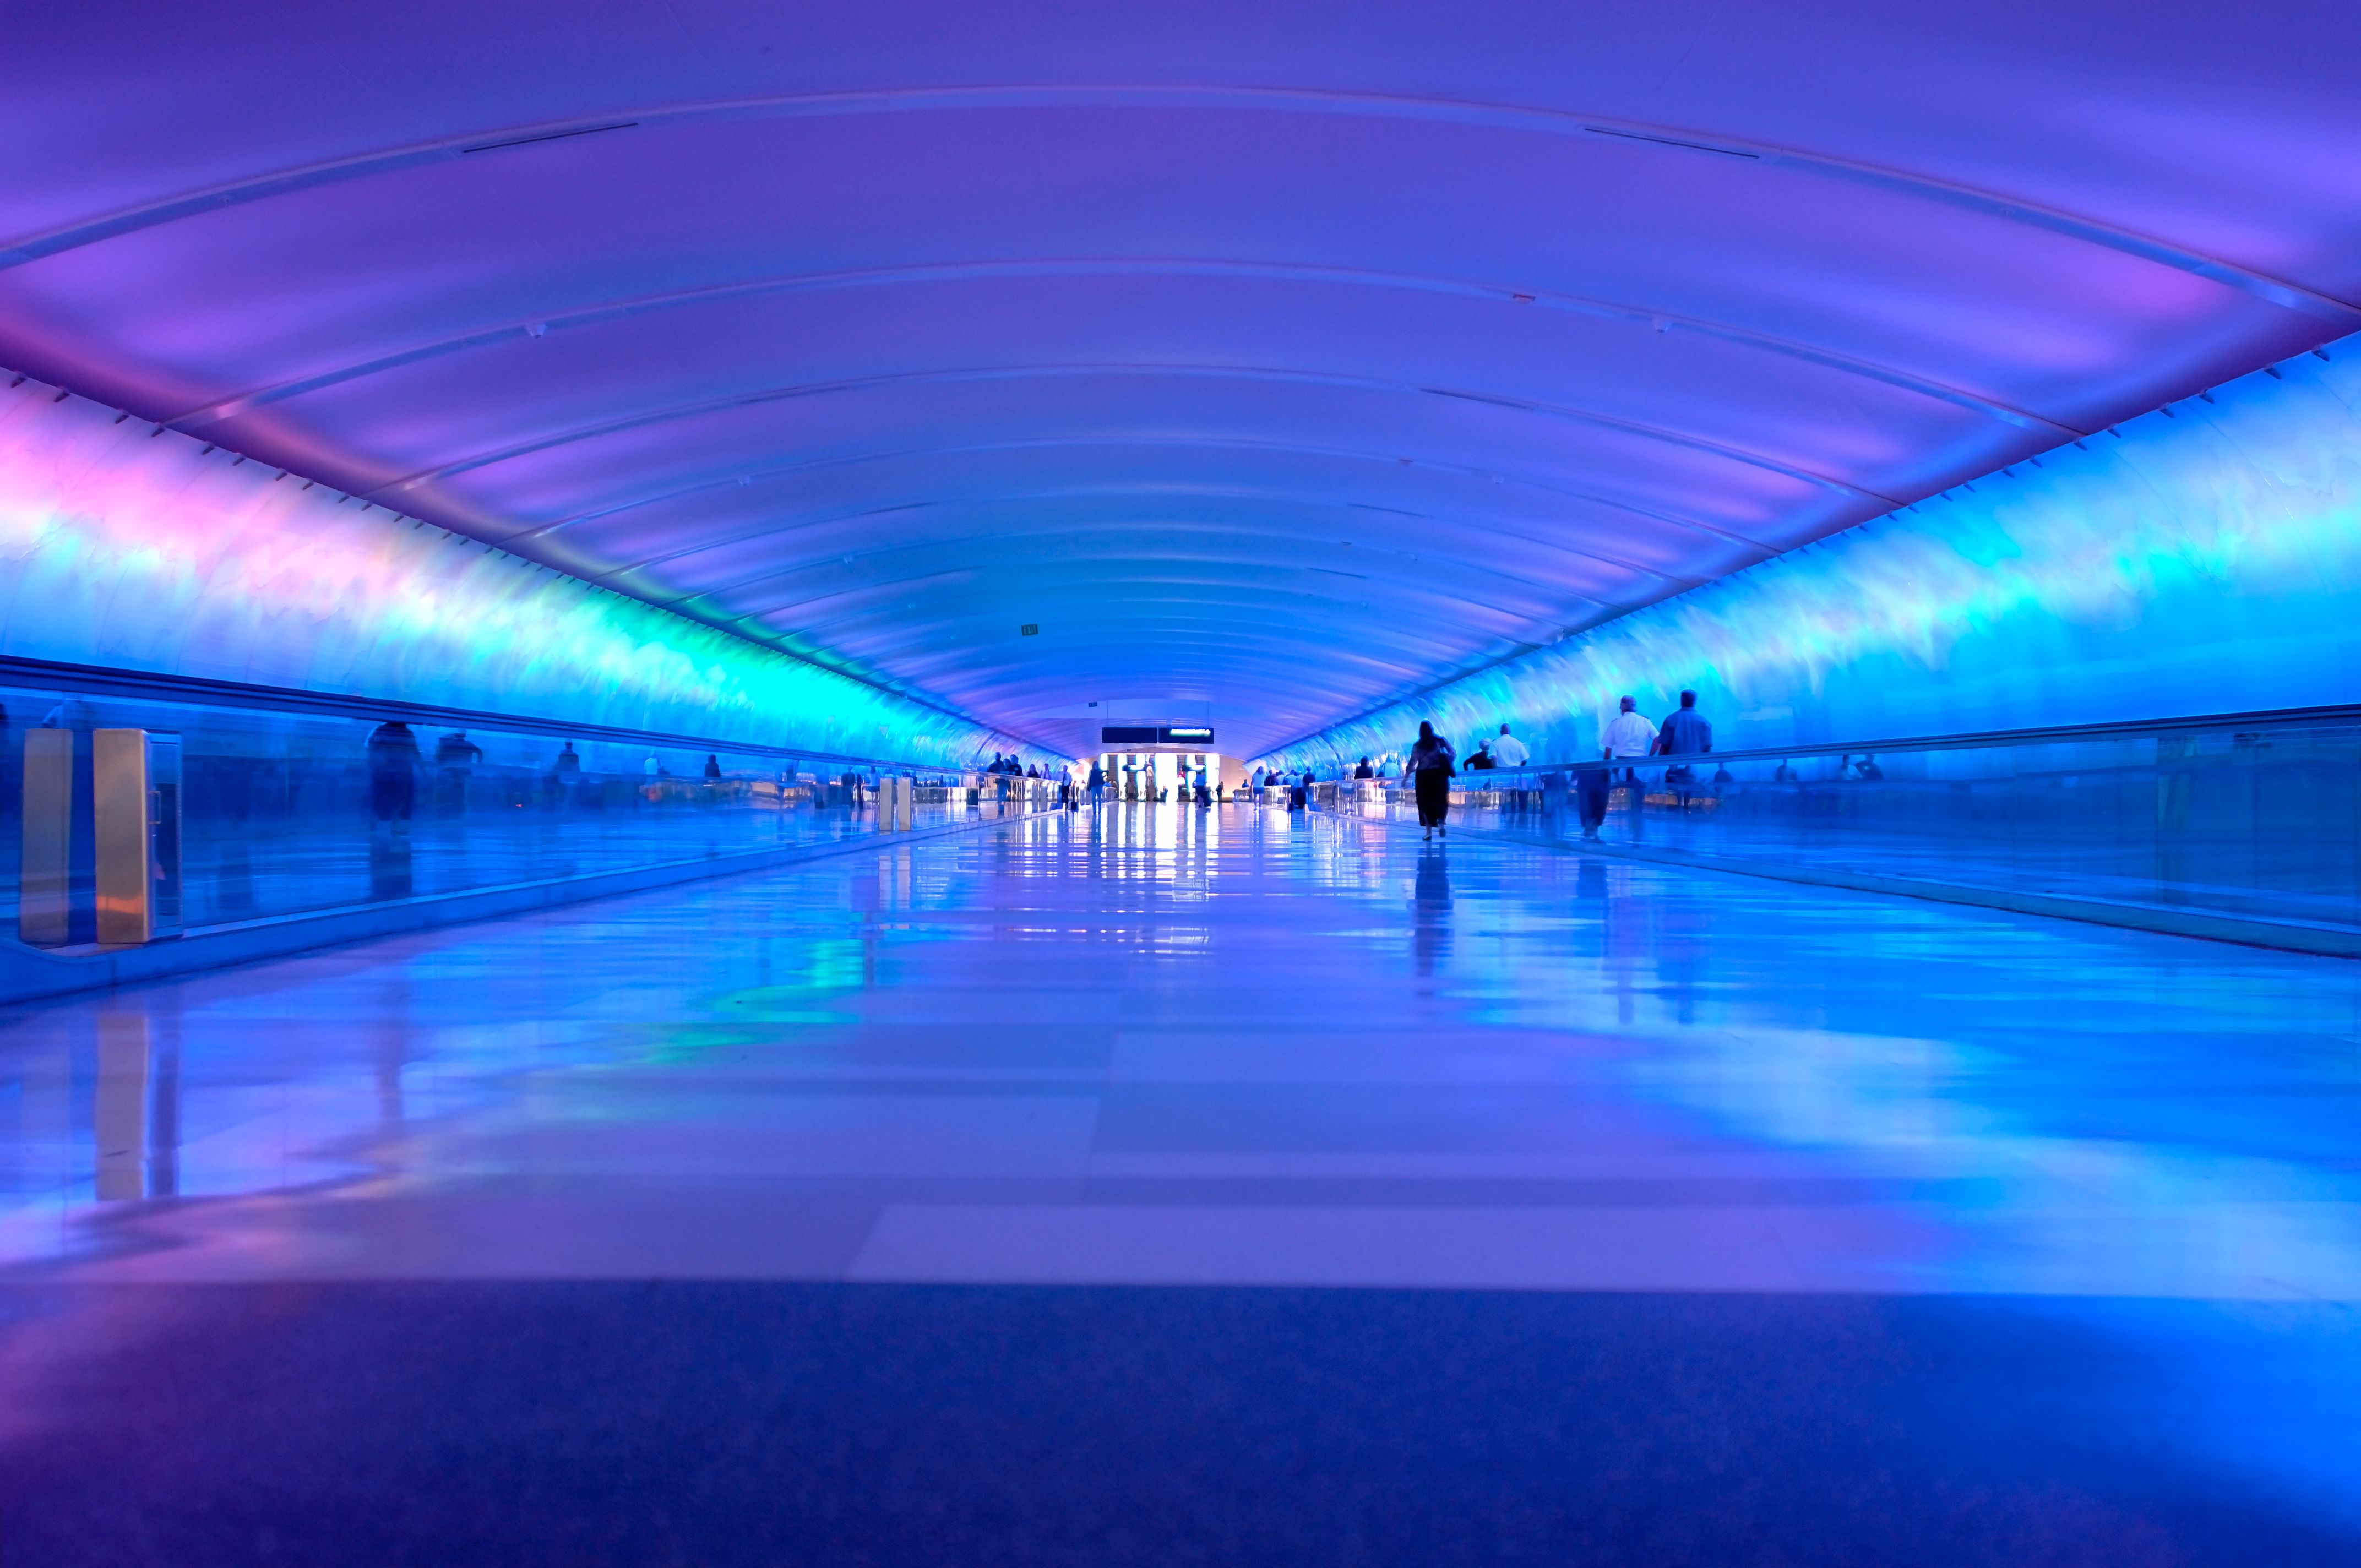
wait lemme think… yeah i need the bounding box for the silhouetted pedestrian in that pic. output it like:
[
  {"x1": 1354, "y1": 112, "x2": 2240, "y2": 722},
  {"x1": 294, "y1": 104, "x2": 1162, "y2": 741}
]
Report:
[
  {"x1": 1655, "y1": 690, "x2": 1713, "y2": 810},
  {"x1": 1406, "y1": 721, "x2": 1456, "y2": 840},
  {"x1": 368, "y1": 721, "x2": 421, "y2": 832}
]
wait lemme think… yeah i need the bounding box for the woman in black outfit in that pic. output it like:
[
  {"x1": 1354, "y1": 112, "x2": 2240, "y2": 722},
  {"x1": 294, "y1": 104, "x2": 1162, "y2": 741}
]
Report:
[{"x1": 1406, "y1": 721, "x2": 1456, "y2": 840}]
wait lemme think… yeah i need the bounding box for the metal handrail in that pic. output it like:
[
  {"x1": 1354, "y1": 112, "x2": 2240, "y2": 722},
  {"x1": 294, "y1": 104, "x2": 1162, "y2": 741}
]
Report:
[{"x1": 1319, "y1": 701, "x2": 2361, "y2": 783}]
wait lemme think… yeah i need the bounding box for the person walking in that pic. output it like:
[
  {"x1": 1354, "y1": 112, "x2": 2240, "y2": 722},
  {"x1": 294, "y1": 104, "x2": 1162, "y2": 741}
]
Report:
[
  {"x1": 1406, "y1": 721, "x2": 1456, "y2": 840},
  {"x1": 367, "y1": 720, "x2": 422, "y2": 834},
  {"x1": 1489, "y1": 723, "x2": 1529, "y2": 769},
  {"x1": 433, "y1": 730, "x2": 482, "y2": 817},
  {"x1": 1654, "y1": 689, "x2": 1713, "y2": 812},
  {"x1": 545, "y1": 739, "x2": 583, "y2": 810},
  {"x1": 1592, "y1": 696, "x2": 1657, "y2": 836},
  {"x1": 1580, "y1": 706, "x2": 1635, "y2": 840},
  {"x1": 1354, "y1": 756, "x2": 1375, "y2": 780},
  {"x1": 1086, "y1": 759, "x2": 1106, "y2": 808},
  {"x1": 1603, "y1": 696, "x2": 1657, "y2": 774}
]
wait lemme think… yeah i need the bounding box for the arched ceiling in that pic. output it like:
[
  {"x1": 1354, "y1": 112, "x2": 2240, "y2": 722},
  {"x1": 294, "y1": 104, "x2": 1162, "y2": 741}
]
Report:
[{"x1": 4, "y1": 2, "x2": 2357, "y2": 759}]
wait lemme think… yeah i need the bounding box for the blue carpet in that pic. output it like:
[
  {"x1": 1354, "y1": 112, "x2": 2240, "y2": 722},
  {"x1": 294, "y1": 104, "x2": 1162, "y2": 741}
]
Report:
[{"x1": 0, "y1": 1284, "x2": 2352, "y2": 1565}]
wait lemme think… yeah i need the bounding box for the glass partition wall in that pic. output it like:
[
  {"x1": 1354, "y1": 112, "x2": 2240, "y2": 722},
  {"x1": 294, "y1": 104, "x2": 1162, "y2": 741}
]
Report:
[
  {"x1": 1316, "y1": 710, "x2": 2361, "y2": 935},
  {"x1": 0, "y1": 673, "x2": 1023, "y2": 945}
]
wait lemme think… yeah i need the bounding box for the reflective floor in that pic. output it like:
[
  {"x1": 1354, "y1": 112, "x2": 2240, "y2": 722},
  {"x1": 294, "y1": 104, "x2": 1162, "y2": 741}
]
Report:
[
  {"x1": 1348, "y1": 777, "x2": 2361, "y2": 930},
  {"x1": 2, "y1": 803, "x2": 2357, "y2": 1564},
  {"x1": 0, "y1": 794, "x2": 978, "y2": 932}
]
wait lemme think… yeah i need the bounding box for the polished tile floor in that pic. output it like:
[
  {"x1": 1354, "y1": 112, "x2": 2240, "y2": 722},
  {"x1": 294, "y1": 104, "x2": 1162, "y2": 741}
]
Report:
[{"x1": 2, "y1": 803, "x2": 2357, "y2": 1564}]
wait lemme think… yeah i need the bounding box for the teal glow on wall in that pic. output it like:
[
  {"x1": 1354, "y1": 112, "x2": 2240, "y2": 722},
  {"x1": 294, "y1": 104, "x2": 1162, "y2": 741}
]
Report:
[
  {"x1": 1263, "y1": 340, "x2": 2361, "y2": 769},
  {"x1": 0, "y1": 378, "x2": 1048, "y2": 766}
]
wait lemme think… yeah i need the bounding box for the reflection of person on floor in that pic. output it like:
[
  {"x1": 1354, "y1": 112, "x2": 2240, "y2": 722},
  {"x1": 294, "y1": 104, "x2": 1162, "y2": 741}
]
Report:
[
  {"x1": 1412, "y1": 842, "x2": 1452, "y2": 977},
  {"x1": 1577, "y1": 763, "x2": 1612, "y2": 842},
  {"x1": 367, "y1": 721, "x2": 421, "y2": 834},
  {"x1": 433, "y1": 730, "x2": 481, "y2": 816},
  {"x1": 368, "y1": 829, "x2": 413, "y2": 901},
  {"x1": 544, "y1": 741, "x2": 582, "y2": 809}
]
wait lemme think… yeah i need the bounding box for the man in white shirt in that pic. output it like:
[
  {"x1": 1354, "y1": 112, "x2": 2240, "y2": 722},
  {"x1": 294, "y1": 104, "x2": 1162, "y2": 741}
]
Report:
[
  {"x1": 1603, "y1": 697, "x2": 1657, "y2": 767},
  {"x1": 1489, "y1": 723, "x2": 1529, "y2": 769},
  {"x1": 1582, "y1": 696, "x2": 1658, "y2": 841}
]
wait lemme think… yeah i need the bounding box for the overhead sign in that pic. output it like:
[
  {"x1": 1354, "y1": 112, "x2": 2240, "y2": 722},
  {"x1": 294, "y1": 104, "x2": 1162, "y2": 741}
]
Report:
[{"x1": 1100, "y1": 726, "x2": 1217, "y2": 746}]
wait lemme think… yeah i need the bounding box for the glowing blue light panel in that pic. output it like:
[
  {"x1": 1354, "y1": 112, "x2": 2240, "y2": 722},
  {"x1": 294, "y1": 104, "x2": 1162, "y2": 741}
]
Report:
[
  {"x1": 1264, "y1": 343, "x2": 2361, "y2": 768},
  {"x1": 0, "y1": 380, "x2": 1051, "y2": 766}
]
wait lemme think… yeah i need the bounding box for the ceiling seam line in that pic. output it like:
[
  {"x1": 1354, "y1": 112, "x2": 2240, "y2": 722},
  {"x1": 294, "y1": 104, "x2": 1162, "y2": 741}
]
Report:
[
  {"x1": 159, "y1": 256, "x2": 2071, "y2": 436},
  {"x1": 504, "y1": 435, "x2": 1781, "y2": 556},
  {"x1": 4, "y1": 83, "x2": 2351, "y2": 324},
  {"x1": 359, "y1": 363, "x2": 1896, "y2": 503}
]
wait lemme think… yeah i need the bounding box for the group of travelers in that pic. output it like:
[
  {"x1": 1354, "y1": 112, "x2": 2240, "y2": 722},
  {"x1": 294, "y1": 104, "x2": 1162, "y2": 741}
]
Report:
[
  {"x1": 1287, "y1": 720, "x2": 1538, "y2": 842},
  {"x1": 1084, "y1": 758, "x2": 1216, "y2": 807},
  {"x1": 1245, "y1": 764, "x2": 1321, "y2": 810},
  {"x1": 361, "y1": 722, "x2": 1155, "y2": 830},
  {"x1": 1462, "y1": 725, "x2": 1530, "y2": 772},
  {"x1": 1367, "y1": 692, "x2": 1715, "y2": 843},
  {"x1": 1576, "y1": 689, "x2": 1713, "y2": 839},
  {"x1": 367, "y1": 721, "x2": 491, "y2": 826},
  {"x1": 355, "y1": 692, "x2": 1713, "y2": 849}
]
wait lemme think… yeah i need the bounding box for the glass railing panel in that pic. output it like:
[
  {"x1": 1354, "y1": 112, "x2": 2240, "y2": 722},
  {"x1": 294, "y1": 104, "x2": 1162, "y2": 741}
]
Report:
[
  {"x1": 0, "y1": 679, "x2": 1023, "y2": 944},
  {"x1": 1302, "y1": 715, "x2": 2361, "y2": 932}
]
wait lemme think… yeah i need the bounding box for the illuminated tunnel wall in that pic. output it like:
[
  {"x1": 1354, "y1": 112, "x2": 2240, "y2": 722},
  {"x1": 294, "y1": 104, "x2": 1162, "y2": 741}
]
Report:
[
  {"x1": 0, "y1": 377, "x2": 1047, "y2": 768},
  {"x1": 1264, "y1": 340, "x2": 2361, "y2": 770}
]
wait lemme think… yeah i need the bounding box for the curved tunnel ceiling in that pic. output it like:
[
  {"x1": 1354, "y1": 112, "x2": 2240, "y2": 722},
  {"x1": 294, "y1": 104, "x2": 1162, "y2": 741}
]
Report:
[{"x1": 4, "y1": 3, "x2": 2358, "y2": 759}]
